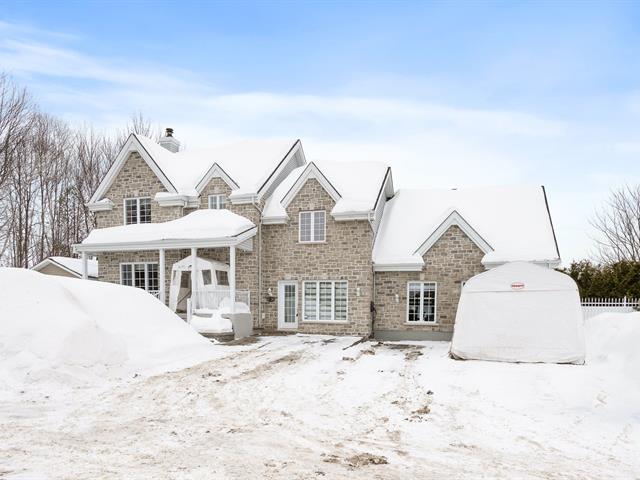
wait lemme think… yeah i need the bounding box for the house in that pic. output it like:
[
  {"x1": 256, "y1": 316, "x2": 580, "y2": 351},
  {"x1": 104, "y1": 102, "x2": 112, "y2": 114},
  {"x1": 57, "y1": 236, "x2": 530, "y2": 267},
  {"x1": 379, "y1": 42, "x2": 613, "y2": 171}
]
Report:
[
  {"x1": 74, "y1": 129, "x2": 560, "y2": 340},
  {"x1": 31, "y1": 256, "x2": 99, "y2": 280}
]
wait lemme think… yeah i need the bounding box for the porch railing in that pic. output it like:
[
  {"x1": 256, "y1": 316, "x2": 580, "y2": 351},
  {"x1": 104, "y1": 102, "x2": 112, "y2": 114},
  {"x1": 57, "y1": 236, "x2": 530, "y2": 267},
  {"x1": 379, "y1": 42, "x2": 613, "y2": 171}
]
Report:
[
  {"x1": 191, "y1": 288, "x2": 250, "y2": 312},
  {"x1": 148, "y1": 290, "x2": 160, "y2": 299},
  {"x1": 581, "y1": 297, "x2": 639, "y2": 319}
]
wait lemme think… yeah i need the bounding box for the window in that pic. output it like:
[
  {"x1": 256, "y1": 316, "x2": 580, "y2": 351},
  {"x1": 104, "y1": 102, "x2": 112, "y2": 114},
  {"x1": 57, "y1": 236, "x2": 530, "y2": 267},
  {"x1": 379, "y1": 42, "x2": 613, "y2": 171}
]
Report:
[
  {"x1": 124, "y1": 197, "x2": 151, "y2": 225},
  {"x1": 120, "y1": 263, "x2": 159, "y2": 293},
  {"x1": 407, "y1": 282, "x2": 437, "y2": 323},
  {"x1": 202, "y1": 270, "x2": 212, "y2": 285},
  {"x1": 303, "y1": 281, "x2": 347, "y2": 322},
  {"x1": 216, "y1": 270, "x2": 229, "y2": 286},
  {"x1": 299, "y1": 211, "x2": 325, "y2": 243},
  {"x1": 208, "y1": 194, "x2": 227, "y2": 210}
]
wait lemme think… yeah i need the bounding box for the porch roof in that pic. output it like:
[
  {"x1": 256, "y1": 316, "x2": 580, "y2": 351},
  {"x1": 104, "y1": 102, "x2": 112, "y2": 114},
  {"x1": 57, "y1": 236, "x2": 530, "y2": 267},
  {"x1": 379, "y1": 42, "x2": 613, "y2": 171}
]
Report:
[{"x1": 74, "y1": 210, "x2": 256, "y2": 253}]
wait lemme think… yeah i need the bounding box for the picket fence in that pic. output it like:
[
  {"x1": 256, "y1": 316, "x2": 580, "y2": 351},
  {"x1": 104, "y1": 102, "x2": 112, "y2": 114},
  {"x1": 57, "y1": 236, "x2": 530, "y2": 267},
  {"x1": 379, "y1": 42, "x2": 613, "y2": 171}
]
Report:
[{"x1": 581, "y1": 297, "x2": 639, "y2": 319}]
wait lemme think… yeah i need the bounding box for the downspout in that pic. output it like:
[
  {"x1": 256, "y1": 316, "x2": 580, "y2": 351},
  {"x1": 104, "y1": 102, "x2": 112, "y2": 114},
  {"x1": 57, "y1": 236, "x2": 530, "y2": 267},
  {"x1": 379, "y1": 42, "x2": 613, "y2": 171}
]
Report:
[
  {"x1": 369, "y1": 211, "x2": 377, "y2": 339},
  {"x1": 251, "y1": 198, "x2": 263, "y2": 328}
]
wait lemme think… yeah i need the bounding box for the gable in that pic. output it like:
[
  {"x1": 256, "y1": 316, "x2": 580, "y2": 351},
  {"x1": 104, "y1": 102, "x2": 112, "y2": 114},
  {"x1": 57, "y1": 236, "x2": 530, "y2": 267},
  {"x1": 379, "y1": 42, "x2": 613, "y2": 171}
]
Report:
[
  {"x1": 104, "y1": 151, "x2": 170, "y2": 200},
  {"x1": 414, "y1": 210, "x2": 493, "y2": 258},
  {"x1": 285, "y1": 177, "x2": 337, "y2": 214},
  {"x1": 281, "y1": 162, "x2": 341, "y2": 211},
  {"x1": 90, "y1": 135, "x2": 176, "y2": 203},
  {"x1": 421, "y1": 224, "x2": 486, "y2": 263}
]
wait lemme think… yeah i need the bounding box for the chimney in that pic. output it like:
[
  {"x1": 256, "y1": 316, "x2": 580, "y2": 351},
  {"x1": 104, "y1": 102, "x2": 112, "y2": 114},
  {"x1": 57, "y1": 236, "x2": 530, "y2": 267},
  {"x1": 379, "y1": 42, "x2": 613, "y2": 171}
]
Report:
[{"x1": 159, "y1": 127, "x2": 180, "y2": 153}]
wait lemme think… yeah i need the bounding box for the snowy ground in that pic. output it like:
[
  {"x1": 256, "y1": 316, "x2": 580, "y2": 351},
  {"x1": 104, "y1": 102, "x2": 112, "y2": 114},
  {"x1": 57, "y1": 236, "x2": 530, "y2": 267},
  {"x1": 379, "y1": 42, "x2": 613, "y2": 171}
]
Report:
[{"x1": 2, "y1": 330, "x2": 639, "y2": 479}]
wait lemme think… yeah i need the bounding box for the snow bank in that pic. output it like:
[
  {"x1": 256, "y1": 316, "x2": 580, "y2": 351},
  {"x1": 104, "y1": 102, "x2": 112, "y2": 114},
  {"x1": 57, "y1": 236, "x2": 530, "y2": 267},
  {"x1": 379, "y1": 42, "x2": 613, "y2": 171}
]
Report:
[
  {"x1": 585, "y1": 312, "x2": 640, "y2": 382},
  {"x1": 0, "y1": 268, "x2": 216, "y2": 388}
]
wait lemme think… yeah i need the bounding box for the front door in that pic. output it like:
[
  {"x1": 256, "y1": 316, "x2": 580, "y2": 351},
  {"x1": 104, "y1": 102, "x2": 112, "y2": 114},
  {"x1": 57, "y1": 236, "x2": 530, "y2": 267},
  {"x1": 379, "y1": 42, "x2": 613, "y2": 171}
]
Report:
[{"x1": 278, "y1": 281, "x2": 298, "y2": 330}]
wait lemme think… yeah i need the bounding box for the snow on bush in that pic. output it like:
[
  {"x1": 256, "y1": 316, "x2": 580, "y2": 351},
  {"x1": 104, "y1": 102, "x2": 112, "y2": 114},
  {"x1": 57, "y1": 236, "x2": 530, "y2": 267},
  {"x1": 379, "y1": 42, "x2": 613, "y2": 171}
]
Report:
[{"x1": 0, "y1": 268, "x2": 215, "y2": 388}]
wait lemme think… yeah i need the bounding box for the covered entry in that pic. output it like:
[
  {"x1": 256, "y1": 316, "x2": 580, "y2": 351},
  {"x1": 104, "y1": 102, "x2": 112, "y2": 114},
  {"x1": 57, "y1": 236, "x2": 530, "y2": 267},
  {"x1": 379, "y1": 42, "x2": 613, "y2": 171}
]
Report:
[{"x1": 73, "y1": 210, "x2": 257, "y2": 317}]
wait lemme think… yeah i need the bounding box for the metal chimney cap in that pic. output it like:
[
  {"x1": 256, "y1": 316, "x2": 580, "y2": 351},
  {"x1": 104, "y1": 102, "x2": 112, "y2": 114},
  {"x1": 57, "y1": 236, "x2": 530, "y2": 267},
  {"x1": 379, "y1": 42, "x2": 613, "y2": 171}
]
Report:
[{"x1": 165, "y1": 127, "x2": 174, "y2": 137}]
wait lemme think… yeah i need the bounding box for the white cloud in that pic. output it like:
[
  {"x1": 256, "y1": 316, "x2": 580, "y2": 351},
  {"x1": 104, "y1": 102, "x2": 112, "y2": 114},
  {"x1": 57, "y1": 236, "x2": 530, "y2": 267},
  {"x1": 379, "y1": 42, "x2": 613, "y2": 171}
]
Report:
[{"x1": 0, "y1": 19, "x2": 632, "y2": 263}]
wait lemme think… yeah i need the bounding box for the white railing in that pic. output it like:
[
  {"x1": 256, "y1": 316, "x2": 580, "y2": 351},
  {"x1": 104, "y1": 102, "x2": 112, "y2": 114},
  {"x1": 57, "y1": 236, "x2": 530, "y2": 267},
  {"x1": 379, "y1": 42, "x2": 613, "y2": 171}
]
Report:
[
  {"x1": 148, "y1": 290, "x2": 160, "y2": 299},
  {"x1": 191, "y1": 288, "x2": 250, "y2": 312},
  {"x1": 581, "y1": 297, "x2": 639, "y2": 319}
]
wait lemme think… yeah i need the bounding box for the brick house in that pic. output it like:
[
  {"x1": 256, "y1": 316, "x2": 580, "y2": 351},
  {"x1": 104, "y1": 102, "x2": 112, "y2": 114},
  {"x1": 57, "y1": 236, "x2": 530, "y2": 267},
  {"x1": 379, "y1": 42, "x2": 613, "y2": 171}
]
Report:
[{"x1": 74, "y1": 130, "x2": 561, "y2": 340}]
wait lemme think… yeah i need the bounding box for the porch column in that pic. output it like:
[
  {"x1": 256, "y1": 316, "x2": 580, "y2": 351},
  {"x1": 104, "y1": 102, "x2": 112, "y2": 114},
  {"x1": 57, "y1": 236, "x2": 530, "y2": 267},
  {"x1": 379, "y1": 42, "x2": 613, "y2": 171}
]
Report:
[
  {"x1": 159, "y1": 248, "x2": 166, "y2": 304},
  {"x1": 191, "y1": 247, "x2": 197, "y2": 310},
  {"x1": 229, "y1": 245, "x2": 236, "y2": 314},
  {"x1": 81, "y1": 252, "x2": 88, "y2": 280}
]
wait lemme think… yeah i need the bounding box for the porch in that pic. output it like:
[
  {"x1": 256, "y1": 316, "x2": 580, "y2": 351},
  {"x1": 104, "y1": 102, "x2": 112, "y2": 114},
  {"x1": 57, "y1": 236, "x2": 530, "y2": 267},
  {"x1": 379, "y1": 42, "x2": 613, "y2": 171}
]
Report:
[{"x1": 73, "y1": 210, "x2": 257, "y2": 322}]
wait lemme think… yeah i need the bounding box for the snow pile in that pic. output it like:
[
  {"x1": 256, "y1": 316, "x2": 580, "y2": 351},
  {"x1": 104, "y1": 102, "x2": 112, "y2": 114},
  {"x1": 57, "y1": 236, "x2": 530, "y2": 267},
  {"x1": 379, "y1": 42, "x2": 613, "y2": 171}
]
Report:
[
  {"x1": 262, "y1": 160, "x2": 389, "y2": 220},
  {"x1": 81, "y1": 209, "x2": 255, "y2": 247},
  {"x1": 585, "y1": 312, "x2": 640, "y2": 382},
  {"x1": 191, "y1": 299, "x2": 250, "y2": 334},
  {"x1": 0, "y1": 268, "x2": 216, "y2": 388},
  {"x1": 372, "y1": 186, "x2": 559, "y2": 268}
]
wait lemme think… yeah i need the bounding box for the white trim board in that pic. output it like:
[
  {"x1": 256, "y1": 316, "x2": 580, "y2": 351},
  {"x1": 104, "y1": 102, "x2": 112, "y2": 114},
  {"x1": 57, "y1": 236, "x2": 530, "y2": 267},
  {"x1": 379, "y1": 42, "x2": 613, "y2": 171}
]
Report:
[
  {"x1": 281, "y1": 162, "x2": 341, "y2": 209},
  {"x1": 413, "y1": 210, "x2": 493, "y2": 258},
  {"x1": 90, "y1": 134, "x2": 177, "y2": 203},
  {"x1": 73, "y1": 227, "x2": 257, "y2": 253},
  {"x1": 195, "y1": 163, "x2": 239, "y2": 193}
]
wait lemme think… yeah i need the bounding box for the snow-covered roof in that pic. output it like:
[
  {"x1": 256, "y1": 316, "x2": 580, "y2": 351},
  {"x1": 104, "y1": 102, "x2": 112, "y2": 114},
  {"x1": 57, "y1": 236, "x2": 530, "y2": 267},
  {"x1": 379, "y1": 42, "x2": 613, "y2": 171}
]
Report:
[
  {"x1": 372, "y1": 186, "x2": 560, "y2": 269},
  {"x1": 76, "y1": 210, "x2": 256, "y2": 252},
  {"x1": 32, "y1": 256, "x2": 99, "y2": 279},
  {"x1": 91, "y1": 134, "x2": 302, "y2": 202},
  {"x1": 262, "y1": 160, "x2": 390, "y2": 221}
]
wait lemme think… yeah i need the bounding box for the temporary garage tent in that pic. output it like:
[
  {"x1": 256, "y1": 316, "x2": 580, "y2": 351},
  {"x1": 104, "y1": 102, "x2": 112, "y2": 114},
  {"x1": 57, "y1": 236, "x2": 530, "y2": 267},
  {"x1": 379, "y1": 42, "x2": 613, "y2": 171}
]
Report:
[
  {"x1": 169, "y1": 256, "x2": 229, "y2": 312},
  {"x1": 451, "y1": 262, "x2": 585, "y2": 364}
]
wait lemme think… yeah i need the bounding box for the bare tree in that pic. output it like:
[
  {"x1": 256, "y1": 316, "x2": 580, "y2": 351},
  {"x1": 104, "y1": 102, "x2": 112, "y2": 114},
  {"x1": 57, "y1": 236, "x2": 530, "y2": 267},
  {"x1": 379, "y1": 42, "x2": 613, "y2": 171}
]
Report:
[
  {"x1": 0, "y1": 73, "x2": 33, "y2": 189},
  {"x1": 591, "y1": 185, "x2": 640, "y2": 263},
  {"x1": 0, "y1": 72, "x2": 159, "y2": 267}
]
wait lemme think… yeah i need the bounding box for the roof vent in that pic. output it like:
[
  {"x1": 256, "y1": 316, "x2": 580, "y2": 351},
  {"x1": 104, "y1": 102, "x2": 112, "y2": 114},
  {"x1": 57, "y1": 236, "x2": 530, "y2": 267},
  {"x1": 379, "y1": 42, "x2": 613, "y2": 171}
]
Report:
[{"x1": 159, "y1": 127, "x2": 180, "y2": 153}]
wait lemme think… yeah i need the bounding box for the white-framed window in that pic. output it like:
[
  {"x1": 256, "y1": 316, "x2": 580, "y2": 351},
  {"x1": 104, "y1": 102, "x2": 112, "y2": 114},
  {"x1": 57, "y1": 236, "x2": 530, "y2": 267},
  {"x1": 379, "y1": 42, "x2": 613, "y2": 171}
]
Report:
[
  {"x1": 124, "y1": 197, "x2": 151, "y2": 225},
  {"x1": 406, "y1": 282, "x2": 437, "y2": 323},
  {"x1": 299, "y1": 210, "x2": 326, "y2": 243},
  {"x1": 302, "y1": 280, "x2": 347, "y2": 322},
  {"x1": 208, "y1": 194, "x2": 227, "y2": 210},
  {"x1": 120, "y1": 262, "x2": 159, "y2": 293}
]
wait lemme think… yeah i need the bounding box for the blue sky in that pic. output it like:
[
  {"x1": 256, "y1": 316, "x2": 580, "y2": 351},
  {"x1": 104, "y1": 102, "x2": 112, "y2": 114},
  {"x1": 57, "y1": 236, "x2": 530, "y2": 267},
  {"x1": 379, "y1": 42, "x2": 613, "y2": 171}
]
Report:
[{"x1": 2, "y1": 1, "x2": 640, "y2": 263}]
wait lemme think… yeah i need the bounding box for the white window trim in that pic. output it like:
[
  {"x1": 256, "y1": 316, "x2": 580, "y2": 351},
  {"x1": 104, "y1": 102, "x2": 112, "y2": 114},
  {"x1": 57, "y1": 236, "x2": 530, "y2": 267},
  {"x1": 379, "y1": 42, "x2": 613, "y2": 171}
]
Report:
[
  {"x1": 301, "y1": 280, "x2": 348, "y2": 323},
  {"x1": 208, "y1": 194, "x2": 227, "y2": 209},
  {"x1": 119, "y1": 262, "x2": 159, "y2": 292},
  {"x1": 123, "y1": 197, "x2": 151, "y2": 225},
  {"x1": 298, "y1": 210, "x2": 326, "y2": 243},
  {"x1": 405, "y1": 281, "x2": 438, "y2": 324}
]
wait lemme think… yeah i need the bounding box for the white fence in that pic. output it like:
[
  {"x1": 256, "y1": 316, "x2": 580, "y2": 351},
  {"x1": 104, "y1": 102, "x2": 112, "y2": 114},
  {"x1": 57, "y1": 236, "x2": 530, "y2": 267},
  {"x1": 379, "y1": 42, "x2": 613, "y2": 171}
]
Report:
[{"x1": 581, "y1": 297, "x2": 639, "y2": 319}]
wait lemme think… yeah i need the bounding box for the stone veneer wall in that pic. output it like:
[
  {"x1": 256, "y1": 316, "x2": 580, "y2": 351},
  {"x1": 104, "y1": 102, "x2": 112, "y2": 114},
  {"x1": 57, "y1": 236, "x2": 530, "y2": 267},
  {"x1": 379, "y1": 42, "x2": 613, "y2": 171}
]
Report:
[
  {"x1": 95, "y1": 152, "x2": 183, "y2": 228},
  {"x1": 374, "y1": 225, "x2": 485, "y2": 336},
  {"x1": 261, "y1": 178, "x2": 373, "y2": 336}
]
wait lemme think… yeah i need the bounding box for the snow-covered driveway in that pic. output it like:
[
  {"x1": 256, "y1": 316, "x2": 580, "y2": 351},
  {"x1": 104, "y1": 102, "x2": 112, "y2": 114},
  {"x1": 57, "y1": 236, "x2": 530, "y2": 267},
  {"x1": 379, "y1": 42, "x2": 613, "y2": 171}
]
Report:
[{"x1": 1, "y1": 334, "x2": 638, "y2": 479}]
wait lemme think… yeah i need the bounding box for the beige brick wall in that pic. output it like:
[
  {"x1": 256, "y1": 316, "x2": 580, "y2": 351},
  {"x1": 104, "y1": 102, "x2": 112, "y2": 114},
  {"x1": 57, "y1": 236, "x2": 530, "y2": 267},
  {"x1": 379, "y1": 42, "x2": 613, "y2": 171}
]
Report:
[
  {"x1": 95, "y1": 152, "x2": 183, "y2": 228},
  {"x1": 374, "y1": 225, "x2": 485, "y2": 334},
  {"x1": 261, "y1": 178, "x2": 373, "y2": 336}
]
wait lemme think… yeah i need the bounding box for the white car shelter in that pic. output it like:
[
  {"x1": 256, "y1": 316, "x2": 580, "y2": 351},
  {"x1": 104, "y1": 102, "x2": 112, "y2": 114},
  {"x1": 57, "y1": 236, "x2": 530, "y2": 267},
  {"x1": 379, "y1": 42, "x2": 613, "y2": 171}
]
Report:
[
  {"x1": 451, "y1": 262, "x2": 585, "y2": 364},
  {"x1": 73, "y1": 209, "x2": 256, "y2": 316}
]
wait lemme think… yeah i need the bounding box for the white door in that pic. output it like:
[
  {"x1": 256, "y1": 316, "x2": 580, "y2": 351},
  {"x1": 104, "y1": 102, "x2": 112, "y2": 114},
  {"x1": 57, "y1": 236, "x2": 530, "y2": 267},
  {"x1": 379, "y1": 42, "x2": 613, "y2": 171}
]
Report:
[{"x1": 278, "y1": 281, "x2": 298, "y2": 330}]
